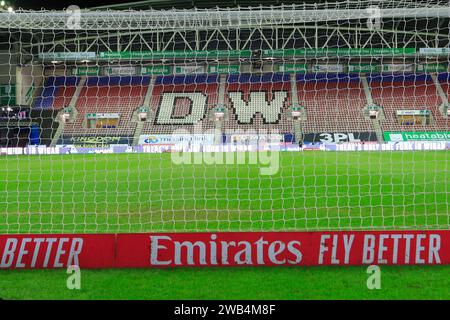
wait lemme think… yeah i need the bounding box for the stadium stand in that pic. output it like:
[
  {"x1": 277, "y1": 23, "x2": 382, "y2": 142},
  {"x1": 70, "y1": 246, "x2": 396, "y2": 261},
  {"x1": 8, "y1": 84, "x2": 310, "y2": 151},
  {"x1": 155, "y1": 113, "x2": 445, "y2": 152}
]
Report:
[
  {"x1": 33, "y1": 76, "x2": 79, "y2": 109},
  {"x1": 31, "y1": 71, "x2": 449, "y2": 144},
  {"x1": 62, "y1": 75, "x2": 150, "y2": 137},
  {"x1": 436, "y1": 72, "x2": 450, "y2": 124},
  {"x1": 297, "y1": 73, "x2": 374, "y2": 133},
  {"x1": 369, "y1": 73, "x2": 448, "y2": 131},
  {"x1": 142, "y1": 74, "x2": 219, "y2": 134}
]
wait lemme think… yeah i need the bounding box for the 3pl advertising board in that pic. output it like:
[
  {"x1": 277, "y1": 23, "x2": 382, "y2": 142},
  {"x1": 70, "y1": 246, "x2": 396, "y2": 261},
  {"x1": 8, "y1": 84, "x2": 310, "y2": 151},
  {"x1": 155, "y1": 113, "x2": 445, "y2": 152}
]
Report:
[
  {"x1": 302, "y1": 132, "x2": 378, "y2": 143},
  {"x1": 1, "y1": 231, "x2": 448, "y2": 269}
]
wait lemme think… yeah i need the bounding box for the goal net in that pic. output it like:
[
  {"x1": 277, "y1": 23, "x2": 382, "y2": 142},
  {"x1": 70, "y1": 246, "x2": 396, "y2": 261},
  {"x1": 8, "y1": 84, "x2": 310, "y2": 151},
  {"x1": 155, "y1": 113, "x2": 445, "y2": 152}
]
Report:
[{"x1": 0, "y1": 0, "x2": 448, "y2": 239}]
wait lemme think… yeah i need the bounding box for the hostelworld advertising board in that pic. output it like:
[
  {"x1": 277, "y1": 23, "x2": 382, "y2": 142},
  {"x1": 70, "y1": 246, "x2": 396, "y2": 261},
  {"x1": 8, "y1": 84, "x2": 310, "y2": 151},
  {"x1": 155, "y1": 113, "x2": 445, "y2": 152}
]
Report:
[{"x1": 0, "y1": 231, "x2": 448, "y2": 269}]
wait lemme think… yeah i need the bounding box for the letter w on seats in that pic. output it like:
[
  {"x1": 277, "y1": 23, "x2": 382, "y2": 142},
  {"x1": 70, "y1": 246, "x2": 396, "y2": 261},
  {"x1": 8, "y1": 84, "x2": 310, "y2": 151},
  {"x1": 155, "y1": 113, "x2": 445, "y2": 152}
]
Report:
[{"x1": 228, "y1": 91, "x2": 287, "y2": 123}]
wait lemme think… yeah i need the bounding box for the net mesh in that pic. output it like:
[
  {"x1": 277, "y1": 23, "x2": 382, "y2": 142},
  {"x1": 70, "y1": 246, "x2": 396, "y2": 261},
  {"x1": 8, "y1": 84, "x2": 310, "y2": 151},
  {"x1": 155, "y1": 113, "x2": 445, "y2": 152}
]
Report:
[{"x1": 0, "y1": 1, "x2": 448, "y2": 234}]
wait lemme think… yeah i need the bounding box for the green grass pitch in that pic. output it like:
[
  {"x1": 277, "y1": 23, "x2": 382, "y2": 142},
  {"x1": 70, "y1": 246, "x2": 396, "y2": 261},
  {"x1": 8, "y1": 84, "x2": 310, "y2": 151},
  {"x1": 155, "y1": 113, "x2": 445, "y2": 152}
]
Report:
[{"x1": 0, "y1": 150, "x2": 449, "y2": 299}]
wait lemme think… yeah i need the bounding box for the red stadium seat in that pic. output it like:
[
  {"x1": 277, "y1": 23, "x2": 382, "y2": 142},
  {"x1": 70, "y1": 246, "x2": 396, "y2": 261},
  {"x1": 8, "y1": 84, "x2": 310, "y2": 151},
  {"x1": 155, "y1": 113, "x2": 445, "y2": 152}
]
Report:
[
  {"x1": 297, "y1": 80, "x2": 373, "y2": 133},
  {"x1": 371, "y1": 80, "x2": 448, "y2": 131},
  {"x1": 63, "y1": 84, "x2": 148, "y2": 137}
]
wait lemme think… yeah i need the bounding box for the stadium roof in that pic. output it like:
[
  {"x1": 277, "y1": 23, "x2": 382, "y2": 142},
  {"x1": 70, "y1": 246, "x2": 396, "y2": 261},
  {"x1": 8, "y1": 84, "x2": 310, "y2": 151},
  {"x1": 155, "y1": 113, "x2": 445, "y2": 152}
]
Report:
[
  {"x1": 9, "y1": 0, "x2": 312, "y2": 10},
  {"x1": 11, "y1": 0, "x2": 446, "y2": 10},
  {"x1": 88, "y1": 0, "x2": 351, "y2": 10},
  {"x1": 3, "y1": 0, "x2": 449, "y2": 64}
]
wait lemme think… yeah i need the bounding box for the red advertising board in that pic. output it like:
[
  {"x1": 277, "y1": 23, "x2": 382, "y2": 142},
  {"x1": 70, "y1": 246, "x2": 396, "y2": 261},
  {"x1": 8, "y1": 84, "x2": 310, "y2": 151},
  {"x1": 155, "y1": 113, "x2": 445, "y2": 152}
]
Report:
[
  {"x1": 0, "y1": 234, "x2": 115, "y2": 269},
  {"x1": 1, "y1": 230, "x2": 449, "y2": 269}
]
